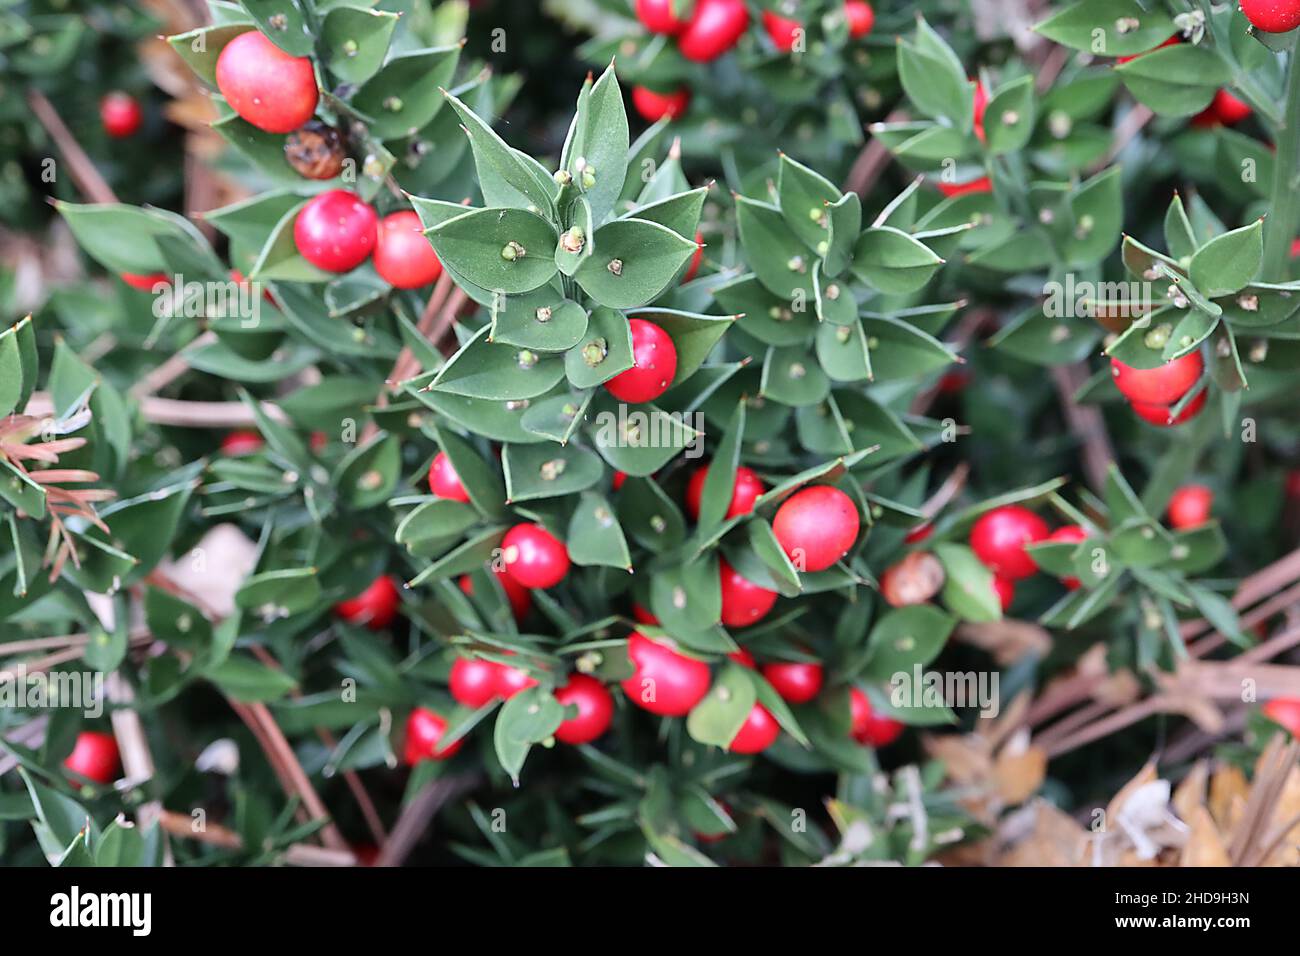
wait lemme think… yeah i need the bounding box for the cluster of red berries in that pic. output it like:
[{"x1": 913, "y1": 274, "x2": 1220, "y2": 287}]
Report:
[
  {"x1": 629, "y1": 2, "x2": 873, "y2": 123},
  {"x1": 964, "y1": 505, "x2": 1087, "y2": 606},
  {"x1": 1110, "y1": 352, "x2": 1206, "y2": 427}
]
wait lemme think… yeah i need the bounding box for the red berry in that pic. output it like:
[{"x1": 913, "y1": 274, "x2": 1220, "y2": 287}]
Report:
[
  {"x1": 215, "y1": 30, "x2": 318, "y2": 134},
  {"x1": 1047, "y1": 525, "x2": 1088, "y2": 590},
  {"x1": 1131, "y1": 388, "x2": 1207, "y2": 427},
  {"x1": 969, "y1": 505, "x2": 1050, "y2": 580},
  {"x1": 1262, "y1": 697, "x2": 1300, "y2": 736},
  {"x1": 293, "y1": 190, "x2": 377, "y2": 273},
  {"x1": 972, "y1": 81, "x2": 988, "y2": 144},
  {"x1": 1111, "y1": 352, "x2": 1203, "y2": 405},
  {"x1": 63, "y1": 731, "x2": 120, "y2": 785},
  {"x1": 728, "y1": 647, "x2": 756, "y2": 668},
  {"x1": 612, "y1": 471, "x2": 629, "y2": 490},
  {"x1": 427, "y1": 451, "x2": 470, "y2": 502},
  {"x1": 621, "y1": 632, "x2": 711, "y2": 716},
  {"x1": 459, "y1": 567, "x2": 532, "y2": 621},
  {"x1": 937, "y1": 175, "x2": 993, "y2": 197},
  {"x1": 449, "y1": 656, "x2": 501, "y2": 708},
  {"x1": 772, "y1": 485, "x2": 860, "y2": 572},
  {"x1": 334, "y1": 575, "x2": 401, "y2": 630},
  {"x1": 678, "y1": 0, "x2": 750, "y2": 62},
  {"x1": 1168, "y1": 484, "x2": 1213, "y2": 530},
  {"x1": 728, "y1": 703, "x2": 780, "y2": 753},
  {"x1": 904, "y1": 523, "x2": 933, "y2": 544},
  {"x1": 1241, "y1": 0, "x2": 1300, "y2": 34},
  {"x1": 604, "y1": 318, "x2": 678, "y2": 403},
  {"x1": 686, "y1": 463, "x2": 765, "y2": 521},
  {"x1": 1192, "y1": 89, "x2": 1253, "y2": 127},
  {"x1": 373, "y1": 210, "x2": 443, "y2": 289},
  {"x1": 632, "y1": 603, "x2": 659, "y2": 625},
  {"x1": 554, "y1": 674, "x2": 615, "y2": 744},
  {"x1": 849, "y1": 687, "x2": 904, "y2": 747},
  {"x1": 631, "y1": 85, "x2": 691, "y2": 122},
  {"x1": 683, "y1": 232, "x2": 705, "y2": 281},
  {"x1": 992, "y1": 575, "x2": 1015, "y2": 611},
  {"x1": 403, "y1": 707, "x2": 462, "y2": 764},
  {"x1": 120, "y1": 272, "x2": 169, "y2": 291},
  {"x1": 220, "y1": 429, "x2": 264, "y2": 456},
  {"x1": 762, "y1": 660, "x2": 824, "y2": 704},
  {"x1": 844, "y1": 1, "x2": 875, "y2": 38},
  {"x1": 762, "y1": 10, "x2": 803, "y2": 52},
  {"x1": 635, "y1": 0, "x2": 689, "y2": 34},
  {"x1": 501, "y1": 523, "x2": 571, "y2": 588},
  {"x1": 497, "y1": 660, "x2": 539, "y2": 700},
  {"x1": 100, "y1": 92, "x2": 142, "y2": 138}
]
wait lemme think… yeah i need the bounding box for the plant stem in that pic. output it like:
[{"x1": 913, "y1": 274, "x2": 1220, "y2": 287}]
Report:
[{"x1": 1263, "y1": 50, "x2": 1300, "y2": 281}]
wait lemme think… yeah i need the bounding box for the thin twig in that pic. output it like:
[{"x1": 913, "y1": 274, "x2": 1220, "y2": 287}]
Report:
[
  {"x1": 374, "y1": 773, "x2": 479, "y2": 867},
  {"x1": 156, "y1": 809, "x2": 358, "y2": 866},
  {"x1": 28, "y1": 89, "x2": 117, "y2": 205}
]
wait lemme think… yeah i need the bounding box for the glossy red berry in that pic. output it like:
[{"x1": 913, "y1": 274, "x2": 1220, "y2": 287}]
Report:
[
  {"x1": 727, "y1": 647, "x2": 756, "y2": 668},
  {"x1": 501, "y1": 523, "x2": 571, "y2": 588},
  {"x1": 612, "y1": 471, "x2": 629, "y2": 490},
  {"x1": 403, "y1": 707, "x2": 462, "y2": 764},
  {"x1": 1131, "y1": 388, "x2": 1207, "y2": 427},
  {"x1": 849, "y1": 687, "x2": 904, "y2": 747},
  {"x1": 937, "y1": 175, "x2": 993, "y2": 197},
  {"x1": 334, "y1": 575, "x2": 401, "y2": 630},
  {"x1": 497, "y1": 662, "x2": 539, "y2": 700},
  {"x1": 373, "y1": 210, "x2": 443, "y2": 289},
  {"x1": 605, "y1": 318, "x2": 678, "y2": 403},
  {"x1": 428, "y1": 451, "x2": 470, "y2": 502},
  {"x1": 1241, "y1": 0, "x2": 1300, "y2": 34},
  {"x1": 686, "y1": 463, "x2": 765, "y2": 521},
  {"x1": 220, "y1": 429, "x2": 264, "y2": 456},
  {"x1": 215, "y1": 30, "x2": 318, "y2": 134},
  {"x1": 762, "y1": 10, "x2": 803, "y2": 52},
  {"x1": 100, "y1": 92, "x2": 142, "y2": 138},
  {"x1": 844, "y1": 1, "x2": 875, "y2": 38},
  {"x1": 728, "y1": 703, "x2": 780, "y2": 753},
  {"x1": 761, "y1": 660, "x2": 824, "y2": 704},
  {"x1": 682, "y1": 232, "x2": 705, "y2": 281},
  {"x1": 969, "y1": 505, "x2": 1050, "y2": 580},
  {"x1": 1111, "y1": 353, "x2": 1203, "y2": 405},
  {"x1": 449, "y1": 656, "x2": 501, "y2": 708},
  {"x1": 772, "y1": 485, "x2": 860, "y2": 572},
  {"x1": 992, "y1": 575, "x2": 1015, "y2": 611},
  {"x1": 631, "y1": 603, "x2": 659, "y2": 625},
  {"x1": 635, "y1": 0, "x2": 689, "y2": 34},
  {"x1": 294, "y1": 190, "x2": 377, "y2": 273},
  {"x1": 1192, "y1": 89, "x2": 1253, "y2": 127},
  {"x1": 120, "y1": 272, "x2": 169, "y2": 291},
  {"x1": 621, "y1": 632, "x2": 711, "y2": 716},
  {"x1": 1262, "y1": 697, "x2": 1300, "y2": 736},
  {"x1": 1047, "y1": 525, "x2": 1089, "y2": 590},
  {"x1": 1168, "y1": 484, "x2": 1213, "y2": 530},
  {"x1": 631, "y1": 85, "x2": 691, "y2": 122},
  {"x1": 554, "y1": 674, "x2": 615, "y2": 744},
  {"x1": 678, "y1": 0, "x2": 750, "y2": 62},
  {"x1": 972, "y1": 81, "x2": 988, "y2": 144},
  {"x1": 459, "y1": 567, "x2": 532, "y2": 621},
  {"x1": 63, "y1": 731, "x2": 120, "y2": 785}
]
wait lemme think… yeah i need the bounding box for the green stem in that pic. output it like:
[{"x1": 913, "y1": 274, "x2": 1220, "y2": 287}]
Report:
[{"x1": 1262, "y1": 50, "x2": 1300, "y2": 281}]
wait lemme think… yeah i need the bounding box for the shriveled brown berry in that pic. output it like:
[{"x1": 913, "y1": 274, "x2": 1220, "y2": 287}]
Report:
[
  {"x1": 285, "y1": 121, "x2": 346, "y2": 180},
  {"x1": 880, "y1": 551, "x2": 945, "y2": 607}
]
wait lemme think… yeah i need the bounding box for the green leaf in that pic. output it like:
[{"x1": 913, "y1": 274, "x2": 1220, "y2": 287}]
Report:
[
  {"x1": 494, "y1": 686, "x2": 565, "y2": 783},
  {"x1": 1189, "y1": 220, "x2": 1263, "y2": 297},
  {"x1": 696, "y1": 401, "x2": 745, "y2": 535},
  {"x1": 321, "y1": 7, "x2": 399, "y2": 85},
  {"x1": 564, "y1": 306, "x2": 635, "y2": 389},
  {"x1": 686, "y1": 663, "x2": 757, "y2": 748},
  {"x1": 235, "y1": 567, "x2": 323, "y2": 619},
  {"x1": 443, "y1": 88, "x2": 556, "y2": 213},
  {"x1": 574, "y1": 218, "x2": 696, "y2": 309},
  {"x1": 851, "y1": 227, "x2": 944, "y2": 294},
  {"x1": 898, "y1": 21, "x2": 972, "y2": 130},
  {"x1": 777, "y1": 153, "x2": 842, "y2": 255},
  {"x1": 863, "y1": 605, "x2": 955, "y2": 679},
  {"x1": 207, "y1": 655, "x2": 299, "y2": 703},
  {"x1": 240, "y1": 3, "x2": 313, "y2": 56},
  {"x1": 431, "y1": 324, "x2": 566, "y2": 400},
  {"x1": 631, "y1": 308, "x2": 734, "y2": 385},
  {"x1": 736, "y1": 195, "x2": 815, "y2": 301},
  {"x1": 983, "y1": 76, "x2": 1035, "y2": 155},
  {"x1": 626, "y1": 187, "x2": 707, "y2": 240},
  {"x1": 1114, "y1": 46, "x2": 1231, "y2": 118},
  {"x1": 1035, "y1": 0, "x2": 1176, "y2": 56},
  {"x1": 491, "y1": 287, "x2": 589, "y2": 352},
  {"x1": 934, "y1": 542, "x2": 1001, "y2": 622},
  {"x1": 560, "y1": 63, "x2": 629, "y2": 225},
  {"x1": 427, "y1": 207, "x2": 559, "y2": 295},
  {"x1": 334, "y1": 433, "x2": 401, "y2": 508},
  {"x1": 503, "y1": 442, "x2": 603, "y2": 502},
  {"x1": 434, "y1": 423, "x2": 508, "y2": 518},
  {"x1": 352, "y1": 45, "x2": 462, "y2": 140},
  {"x1": 567, "y1": 491, "x2": 633, "y2": 570}
]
